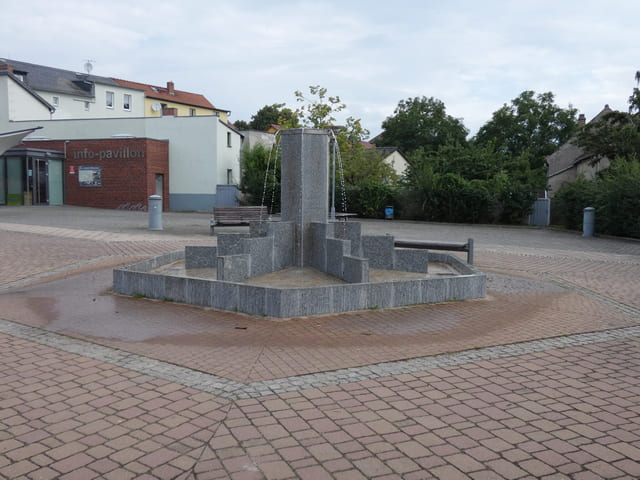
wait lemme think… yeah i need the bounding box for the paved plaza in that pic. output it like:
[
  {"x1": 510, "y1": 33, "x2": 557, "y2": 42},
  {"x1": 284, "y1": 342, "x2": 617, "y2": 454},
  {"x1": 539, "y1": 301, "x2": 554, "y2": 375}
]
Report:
[{"x1": 1, "y1": 205, "x2": 639, "y2": 479}]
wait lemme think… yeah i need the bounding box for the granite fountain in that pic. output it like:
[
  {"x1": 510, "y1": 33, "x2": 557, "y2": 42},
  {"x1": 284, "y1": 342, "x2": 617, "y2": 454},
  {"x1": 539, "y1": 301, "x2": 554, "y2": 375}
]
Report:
[{"x1": 113, "y1": 128, "x2": 485, "y2": 318}]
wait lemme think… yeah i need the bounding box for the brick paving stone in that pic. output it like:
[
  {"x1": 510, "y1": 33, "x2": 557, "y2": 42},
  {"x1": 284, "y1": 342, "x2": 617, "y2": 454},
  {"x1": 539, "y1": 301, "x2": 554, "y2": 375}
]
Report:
[{"x1": 3, "y1": 211, "x2": 640, "y2": 479}]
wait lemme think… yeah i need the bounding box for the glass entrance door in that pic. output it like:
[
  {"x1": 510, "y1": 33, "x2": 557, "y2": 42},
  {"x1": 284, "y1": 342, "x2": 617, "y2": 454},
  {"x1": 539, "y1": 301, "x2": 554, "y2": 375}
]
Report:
[
  {"x1": 6, "y1": 157, "x2": 23, "y2": 205},
  {"x1": 34, "y1": 159, "x2": 49, "y2": 205}
]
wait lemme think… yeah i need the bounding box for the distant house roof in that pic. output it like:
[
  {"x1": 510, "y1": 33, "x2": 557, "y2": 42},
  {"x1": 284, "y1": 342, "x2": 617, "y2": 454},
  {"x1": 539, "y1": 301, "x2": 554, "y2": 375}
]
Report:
[
  {"x1": 361, "y1": 141, "x2": 406, "y2": 157},
  {"x1": 112, "y1": 78, "x2": 223, "y2": 111},
  {"x1": 0, "y1": 58, "x2": 118, "y2": 98},
  {"x1": 547, "y1": 105, "x2": 612, "y2": 178},
  {"x1": 0, "y1": 68, "x2": 54, "y2": 113},
  {"x1": 220, "y1": 119, "x2": 244, "y2": 137}
]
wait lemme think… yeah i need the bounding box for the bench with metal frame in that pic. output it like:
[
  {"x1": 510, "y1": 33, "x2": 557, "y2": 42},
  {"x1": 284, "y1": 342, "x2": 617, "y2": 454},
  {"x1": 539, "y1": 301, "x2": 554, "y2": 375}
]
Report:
[{"x1": 210, "y1": 206, "x2": 269, "y2": 234}]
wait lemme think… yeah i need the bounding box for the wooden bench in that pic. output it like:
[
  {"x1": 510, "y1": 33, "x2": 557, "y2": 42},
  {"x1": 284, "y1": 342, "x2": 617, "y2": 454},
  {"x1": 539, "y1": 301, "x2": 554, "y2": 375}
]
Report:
[
  {"x1": 394, "y1": 238, "x2": 474, "y2": 265},
  {"x1": 210, "y1": 206, "x2": 268, "y2": 234}
]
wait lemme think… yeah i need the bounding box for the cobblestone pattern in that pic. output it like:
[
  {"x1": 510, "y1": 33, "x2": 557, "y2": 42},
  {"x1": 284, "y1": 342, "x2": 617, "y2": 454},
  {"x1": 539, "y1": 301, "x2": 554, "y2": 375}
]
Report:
[
  {"x1": 199, "y1": 336, "x2": 640, "y2": 479},
  {"x1": 0, "y1": 229, "x2": 212, "y2": 290},
  {"x1": 0, "y1": 332, "x2": 231, "y2": 480},
  {"x1": 3, "y1": 327, "x2": 639, "y2": 479},
  {"x1": 2, "y1": 210, "x2": 640, "y2": 479},
  {"x1": 2, "y1": 317, "x2": 639, "y2": 402}
]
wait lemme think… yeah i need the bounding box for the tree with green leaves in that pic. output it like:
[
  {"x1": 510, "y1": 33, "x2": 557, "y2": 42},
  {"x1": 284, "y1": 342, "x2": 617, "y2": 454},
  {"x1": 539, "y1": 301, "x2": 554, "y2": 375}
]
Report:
[
  {"x1": 239, "y1": 86, "x2": 398, "y2": 218},
  {"x1": 250, "y1": 103, "x2": 299, "y2": 131},
  {"x1": 292, "y1": 85, "x2": 346, "y2": 128},
  {"x1": 232, "y1": 119, "x2": 250, "y2": 130},
  {"x1": 375, "y1": 96, "x2": 469, "y2": 154},
  {"x1": 574, "y1": 72, "x2": 640, "y2": 162},
  {"x1": 553, "y1": 71, "x2": 640, "y2": 238},
  {"x1": 239, "y1": 144, "x2": 280, "y2": 212},
  {"x1": 234, "y1": 104, "x2": 300, "y2": 131},
  {"x1": 291, "y1": 86, "x2": 395, "y2": 187},
  {"x1": 401, "y1": 142, "x2": 543, "y2": 224},
  {"x1": 474, "y1": 91, "x2": 578, "y2": 169}
]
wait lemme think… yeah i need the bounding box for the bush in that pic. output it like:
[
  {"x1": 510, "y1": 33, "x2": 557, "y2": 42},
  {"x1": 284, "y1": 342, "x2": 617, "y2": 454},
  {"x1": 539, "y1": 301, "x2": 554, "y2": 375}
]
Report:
[
  {"x1": 239, "y1": 144, "x2": 281, "y2": 213},
  {"x1": 344, "y1": 183, "x2": 398, "y2": 218},
  {"x1": 596, "y1": 159, "x2": 640, "y2": 237},
  {"x1": 552, "y1": 159, "x2": 640, "y2": 238},
  {"x1": 551, "y1": 177, "x2": 598, "y2": 229}
]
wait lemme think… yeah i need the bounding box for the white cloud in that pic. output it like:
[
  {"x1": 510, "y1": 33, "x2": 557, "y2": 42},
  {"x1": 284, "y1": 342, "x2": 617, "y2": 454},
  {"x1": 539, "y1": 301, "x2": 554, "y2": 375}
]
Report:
[{"x1": 2, "y1": 0, "x2": 640, "y2": 138}]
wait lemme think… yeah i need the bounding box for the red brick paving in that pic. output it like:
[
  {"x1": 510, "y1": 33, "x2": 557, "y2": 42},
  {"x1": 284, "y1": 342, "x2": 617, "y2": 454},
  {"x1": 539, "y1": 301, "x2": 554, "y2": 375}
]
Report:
[{"x1": 1, "y1": 210, "x2": 640, "y2": 478}]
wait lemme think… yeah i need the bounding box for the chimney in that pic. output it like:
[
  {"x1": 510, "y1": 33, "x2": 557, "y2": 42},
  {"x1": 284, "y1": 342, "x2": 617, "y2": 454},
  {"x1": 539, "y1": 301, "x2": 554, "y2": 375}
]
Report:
[
  {"x1": 578, "y1": 113, "x2": 586, "y2": 127},
  {"x1": 167, "y1": 81, "x2": 175, "y2": 95}
]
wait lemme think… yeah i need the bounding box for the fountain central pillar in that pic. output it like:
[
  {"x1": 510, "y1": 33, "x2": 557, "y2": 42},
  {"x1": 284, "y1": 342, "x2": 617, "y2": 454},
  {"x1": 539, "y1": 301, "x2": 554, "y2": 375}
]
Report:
[{"x1": 280, "y1": 128, "x2": 329, "y2": 267}]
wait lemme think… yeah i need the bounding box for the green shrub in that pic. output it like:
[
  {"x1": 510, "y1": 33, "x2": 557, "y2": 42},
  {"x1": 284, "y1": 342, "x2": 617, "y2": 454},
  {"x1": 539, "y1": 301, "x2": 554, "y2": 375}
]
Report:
[
  {"x1": 551, "y1": 177, "x2": 598, "y2": 229},
  {"x1": 552, "y1": 158, "x2": 640, "y2": 238},
  {"x1": 596, "y1": 159, "x2": 640, "y2": 237},
  {"x1": 239, "y1": 144, "x2": 281, "y2": 213},
  {"x1": 344, "y1": 183, "x2": 397, "y2": 218}
]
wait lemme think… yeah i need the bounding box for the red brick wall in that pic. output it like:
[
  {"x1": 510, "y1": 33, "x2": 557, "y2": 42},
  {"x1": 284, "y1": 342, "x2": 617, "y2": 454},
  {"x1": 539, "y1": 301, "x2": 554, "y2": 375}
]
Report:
[{"x1": 23, "y1": 138, "x2": 170, "y2": 211}]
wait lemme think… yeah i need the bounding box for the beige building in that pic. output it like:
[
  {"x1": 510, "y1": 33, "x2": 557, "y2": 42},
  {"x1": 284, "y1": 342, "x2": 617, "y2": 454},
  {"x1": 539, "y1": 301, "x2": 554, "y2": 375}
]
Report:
[{"x1": 112, "y1": 78, "x2": 230, "y2": 121}]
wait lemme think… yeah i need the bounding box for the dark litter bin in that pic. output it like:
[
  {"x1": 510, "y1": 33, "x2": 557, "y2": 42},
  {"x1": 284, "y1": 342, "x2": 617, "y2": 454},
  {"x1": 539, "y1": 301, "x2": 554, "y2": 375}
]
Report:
[{"x1": 384, "y1": 206, "x2": 394, "y2": 220}]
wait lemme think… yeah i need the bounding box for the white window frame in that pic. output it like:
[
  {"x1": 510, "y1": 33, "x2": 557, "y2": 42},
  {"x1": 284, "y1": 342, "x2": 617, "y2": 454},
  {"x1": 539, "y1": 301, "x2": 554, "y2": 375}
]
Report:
[
  {"x1": 227, "y1": 132, "x2": 232, "y2": 147},
  {"x1": 52, "y1": 96, "x2": 59, "y2": 107},
  {"x1": 84, "y1": 101, "x2": 90, "y2": 111},
  {"x1": 123, "y1": 94, "x2": 131, "y2": 111},
  {"x1": 106, "y1": 91, "x2": 114, "y2": 109}
]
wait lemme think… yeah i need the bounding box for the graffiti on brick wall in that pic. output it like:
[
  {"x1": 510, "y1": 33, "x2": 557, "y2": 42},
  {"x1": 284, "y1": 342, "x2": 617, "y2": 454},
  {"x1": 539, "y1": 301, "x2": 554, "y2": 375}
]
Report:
[{"x1": 116, "y1": 202, "x2": 147, "y2": 211}]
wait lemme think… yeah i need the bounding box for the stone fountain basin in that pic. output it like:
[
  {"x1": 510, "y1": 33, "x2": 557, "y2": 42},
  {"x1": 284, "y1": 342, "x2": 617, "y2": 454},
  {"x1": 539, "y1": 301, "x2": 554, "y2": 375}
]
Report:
[{"x1": 113, "y1": 250, "x2": 486, "y2": 318}]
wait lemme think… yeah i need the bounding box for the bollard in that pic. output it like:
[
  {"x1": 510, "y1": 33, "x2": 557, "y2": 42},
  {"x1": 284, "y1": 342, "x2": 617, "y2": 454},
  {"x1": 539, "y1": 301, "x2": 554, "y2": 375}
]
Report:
[
  {"x1": 148, "y1": 195, "x2": 163, "y2": 230},
  {"x1": 582, "y1": 206, "x2": 595, "y2": 237}
]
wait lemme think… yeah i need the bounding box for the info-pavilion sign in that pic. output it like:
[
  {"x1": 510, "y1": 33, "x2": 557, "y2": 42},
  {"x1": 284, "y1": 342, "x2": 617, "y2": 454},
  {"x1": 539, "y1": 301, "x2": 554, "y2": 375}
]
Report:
[{"x1": 73, "y1": 147, "x2": 145, "y2": 160}]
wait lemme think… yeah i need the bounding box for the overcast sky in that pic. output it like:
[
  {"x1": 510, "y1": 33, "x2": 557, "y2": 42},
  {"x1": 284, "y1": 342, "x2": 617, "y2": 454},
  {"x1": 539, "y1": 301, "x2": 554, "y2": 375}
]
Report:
[{"x1": 2, "y1": 0, "x2": 639, "y2": 138}]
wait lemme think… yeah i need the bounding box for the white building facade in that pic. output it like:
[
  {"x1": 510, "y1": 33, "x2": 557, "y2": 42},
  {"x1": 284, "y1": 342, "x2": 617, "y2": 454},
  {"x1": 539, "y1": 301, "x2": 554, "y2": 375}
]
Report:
[{"x1": 0, "y1": 59, "x2": 242, "y2": 211}]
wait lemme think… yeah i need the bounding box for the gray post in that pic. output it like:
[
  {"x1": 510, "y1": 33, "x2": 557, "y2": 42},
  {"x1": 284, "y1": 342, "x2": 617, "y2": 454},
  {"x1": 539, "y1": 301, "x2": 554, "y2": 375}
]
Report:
[
  {"x1": 148, "y1": 195, "x2": 163, "y2": 230},
  {"x1": 280, "y1": 128, "x2": 329, "y2": 267},
  {"x1": 582, "y1": 206, "x2": 595, "y2": 237}
]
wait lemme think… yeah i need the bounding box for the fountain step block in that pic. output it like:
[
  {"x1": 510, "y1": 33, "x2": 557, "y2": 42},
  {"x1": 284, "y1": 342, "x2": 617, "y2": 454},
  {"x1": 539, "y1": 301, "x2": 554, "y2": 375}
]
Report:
[
  {"x1": 185, "y1": 246, "x2": 217, "y2": 268},
  {"x1": 217, "y1": 254, "x2": 250, "y2": 282},
  {"x1": 362, "y1": 235, "x2": 395, "y2": 270},
  {"x1": 217, "y1": 233, "x2": 250, "y2": 256},
  {"x1": 394, "y1": 248, "x2": 429, "y2": 273},
  {"x1": 343, "y1": 256, "x2": 369, "y2": 283}
]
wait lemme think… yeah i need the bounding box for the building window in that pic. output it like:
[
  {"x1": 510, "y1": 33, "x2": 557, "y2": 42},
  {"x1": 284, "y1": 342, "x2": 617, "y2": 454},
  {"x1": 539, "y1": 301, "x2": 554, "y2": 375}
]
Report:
[
  {"x1": 106, "y1": 91, "x2": 114, "y2": 108},
  {"x1": 84, "y1": 101, "x2": 90, "y2": 111},
  {"x1": 123, "y1": 94, "x2": 131, "y2": 111},
  {"x1": 227, "y1": 132, "x2": 232, "y2": 147},
  {"x1": 52, "y1": 96, "x2": 59, "y2": 107},
  {"x1": 189, "y1": 108, "x2": 196, "y2": 116}
]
